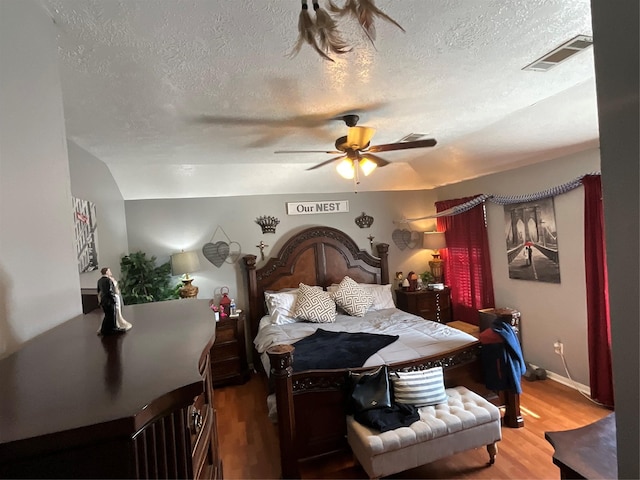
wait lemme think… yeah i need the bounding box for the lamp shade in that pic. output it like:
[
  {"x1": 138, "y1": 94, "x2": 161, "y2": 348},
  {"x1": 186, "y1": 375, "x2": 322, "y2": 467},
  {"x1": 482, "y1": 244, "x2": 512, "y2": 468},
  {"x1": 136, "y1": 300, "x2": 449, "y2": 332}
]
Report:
[
  {"x1": 336, "y1": 159, "x2": 355, "y2": 179},
  {"x1": 171, "y1": 250, "x2": 200, "y2": 276},
  {"x1": 423, "y1": 232, "x2": 447, "y2": 251},
  {"x1": 359, "y1": 157, "x2": 377, "y2": 176}
]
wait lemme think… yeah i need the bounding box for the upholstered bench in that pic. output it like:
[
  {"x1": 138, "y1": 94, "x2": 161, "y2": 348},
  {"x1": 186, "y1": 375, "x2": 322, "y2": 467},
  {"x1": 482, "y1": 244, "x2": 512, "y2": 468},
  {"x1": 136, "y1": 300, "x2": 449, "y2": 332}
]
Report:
[{"x1": 346, "y1": 386, "x2": 502, "y2": 479}]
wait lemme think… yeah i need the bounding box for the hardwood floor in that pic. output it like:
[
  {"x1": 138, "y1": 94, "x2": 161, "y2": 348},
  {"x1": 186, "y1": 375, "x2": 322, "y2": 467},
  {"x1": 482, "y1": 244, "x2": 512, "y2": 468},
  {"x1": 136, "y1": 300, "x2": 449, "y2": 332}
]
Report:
[{"x1": 214, "y1": 372, "x2": 611, "y2": 479}]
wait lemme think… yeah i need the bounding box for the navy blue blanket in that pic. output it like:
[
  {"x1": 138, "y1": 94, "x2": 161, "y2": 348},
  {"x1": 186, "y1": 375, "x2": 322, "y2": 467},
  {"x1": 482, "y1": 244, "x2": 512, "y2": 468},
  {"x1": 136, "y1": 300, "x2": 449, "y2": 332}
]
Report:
[{"x1": 291, "y1": 328, "x2": 399, "y2": 372}]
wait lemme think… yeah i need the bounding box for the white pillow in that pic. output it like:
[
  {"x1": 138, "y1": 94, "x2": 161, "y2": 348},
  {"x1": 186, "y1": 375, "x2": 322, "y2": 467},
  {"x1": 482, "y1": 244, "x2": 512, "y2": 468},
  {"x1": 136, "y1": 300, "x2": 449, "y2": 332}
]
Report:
[
  {"x1": 390, "y1": 367, "x2": 448, "y2": 407},
  {"x1": 264, "y1": 290, "x2": 297, "y2": 316},
  {"x1": 359, "y1": 283, "x2": 395, "y2": 310},
  {"x1": 327, "y1": 282, "x2": 395, "y2": 311},
  {"x1": 264, "y1": 287, "x2": 322, "y2": 325},
  {"x1": 330, "y1": 276, "x2": 374, "y2": 317},
  {"x1": 293, "y1": 283, "x2": 337, "y2": 323}
]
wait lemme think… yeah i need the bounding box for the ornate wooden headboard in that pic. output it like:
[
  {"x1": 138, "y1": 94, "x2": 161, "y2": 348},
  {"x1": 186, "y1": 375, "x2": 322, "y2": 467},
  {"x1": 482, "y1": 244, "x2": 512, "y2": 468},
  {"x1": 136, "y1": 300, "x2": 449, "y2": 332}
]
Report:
[{"x1": 242, "y1": 225, "x2": 389, "y2": 344}]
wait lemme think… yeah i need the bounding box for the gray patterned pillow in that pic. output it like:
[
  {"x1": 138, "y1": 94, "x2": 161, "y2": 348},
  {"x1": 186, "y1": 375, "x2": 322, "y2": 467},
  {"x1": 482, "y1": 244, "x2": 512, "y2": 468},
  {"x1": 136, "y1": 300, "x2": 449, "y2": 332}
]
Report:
[
  {"x1": 331, "y1": 276, "x2": 374, "y2": 317},
  {"x1": 293, "y1": 283, "x2": 337, "y2": 323}
]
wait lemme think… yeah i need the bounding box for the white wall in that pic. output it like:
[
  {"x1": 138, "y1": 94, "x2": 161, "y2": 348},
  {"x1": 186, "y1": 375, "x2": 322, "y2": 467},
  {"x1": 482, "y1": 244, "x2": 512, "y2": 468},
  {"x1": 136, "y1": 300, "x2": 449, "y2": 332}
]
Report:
[
  {"x1": 124, "y1": 190, "x2": 439, "y2": 309},
  {"x1": 68, "y1": 140, "x2": 129, "y2": 287},
  {"x1": 435, "y1": 149, "x2": 600, "y2": 385},
  {"x1": 591, "y1": 0, "x2": 639, "y2": 476},
  {"x1": 0, "y1": 0, "x2": 81, "y2": 358}
]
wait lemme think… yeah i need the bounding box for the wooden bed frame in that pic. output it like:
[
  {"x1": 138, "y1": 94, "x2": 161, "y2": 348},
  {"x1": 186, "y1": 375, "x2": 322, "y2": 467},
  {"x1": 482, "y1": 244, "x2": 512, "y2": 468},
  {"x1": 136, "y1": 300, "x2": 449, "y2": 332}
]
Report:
[{"x1": 242, "y1": 226, "x2": 522, "y2": 478}]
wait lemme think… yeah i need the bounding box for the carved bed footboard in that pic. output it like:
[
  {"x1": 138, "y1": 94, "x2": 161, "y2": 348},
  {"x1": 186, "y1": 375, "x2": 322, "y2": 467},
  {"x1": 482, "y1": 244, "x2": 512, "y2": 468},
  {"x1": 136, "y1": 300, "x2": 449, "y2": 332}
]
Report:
[{"x1": 267, "y1": 343, "x2": 493, "y2": 479}]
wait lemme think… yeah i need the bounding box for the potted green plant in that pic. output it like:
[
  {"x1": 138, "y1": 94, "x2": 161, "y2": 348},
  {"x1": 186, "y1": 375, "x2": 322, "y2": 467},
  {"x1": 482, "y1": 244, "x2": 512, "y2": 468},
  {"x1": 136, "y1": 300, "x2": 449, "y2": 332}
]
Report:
[
  {"x1": 119, "y1": 251, "x2": 181, "y2": 304},
  {"x1": 420, "y1": 270, "x2": 435, "y2": 285}
]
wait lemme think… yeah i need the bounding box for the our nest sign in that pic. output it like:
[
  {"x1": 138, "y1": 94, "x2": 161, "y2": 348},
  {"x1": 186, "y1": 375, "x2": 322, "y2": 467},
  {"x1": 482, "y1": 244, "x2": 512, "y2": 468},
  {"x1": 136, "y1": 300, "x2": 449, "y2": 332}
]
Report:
[{"x1": 286, "y1": 200, "x2": 349, "y2": 215}]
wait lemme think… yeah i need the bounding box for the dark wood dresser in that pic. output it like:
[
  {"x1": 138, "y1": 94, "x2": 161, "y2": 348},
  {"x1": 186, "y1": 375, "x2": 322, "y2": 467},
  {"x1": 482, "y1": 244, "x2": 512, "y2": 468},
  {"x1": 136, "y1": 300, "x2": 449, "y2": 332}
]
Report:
[
  {"x1": 212, "y1": 313, "x2": 250, "y2": 387},
  {"x1": 80, "y1": 287, "x2": 100, "y2": 313},
  {"x1": 545, "y1": 413, "x2": 617, "y2": 479},
  {"x1": 0, "y1": 299, "x2": 222, "y2": 479},
  {"x1": 395, "y1": 287, "x2": 452, "y2": 323}
]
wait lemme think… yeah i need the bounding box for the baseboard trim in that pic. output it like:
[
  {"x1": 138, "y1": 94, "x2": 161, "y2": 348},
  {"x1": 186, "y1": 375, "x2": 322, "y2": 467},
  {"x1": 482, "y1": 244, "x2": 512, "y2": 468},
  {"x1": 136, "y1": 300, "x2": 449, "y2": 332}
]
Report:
[{"x1": 529, "y1": 363, "x2": 590, "y2": 395}]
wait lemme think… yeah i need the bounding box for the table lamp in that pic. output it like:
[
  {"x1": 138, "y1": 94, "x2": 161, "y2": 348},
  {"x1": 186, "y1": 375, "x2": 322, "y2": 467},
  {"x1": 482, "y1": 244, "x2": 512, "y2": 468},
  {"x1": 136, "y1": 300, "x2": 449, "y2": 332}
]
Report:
[
  {"x1": 423, "y1": 232, "x2": 447, "y2": 283},
  {"x1": 171, "y1": 250, "x2": 201, "y2": 298}
]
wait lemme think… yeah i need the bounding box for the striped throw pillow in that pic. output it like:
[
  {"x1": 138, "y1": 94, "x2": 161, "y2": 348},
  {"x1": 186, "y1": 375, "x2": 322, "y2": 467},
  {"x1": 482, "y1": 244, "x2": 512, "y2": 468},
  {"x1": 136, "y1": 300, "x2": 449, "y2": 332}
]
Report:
[{"x1": 390, "y1": 367, "x2": 448, "y2": 407}]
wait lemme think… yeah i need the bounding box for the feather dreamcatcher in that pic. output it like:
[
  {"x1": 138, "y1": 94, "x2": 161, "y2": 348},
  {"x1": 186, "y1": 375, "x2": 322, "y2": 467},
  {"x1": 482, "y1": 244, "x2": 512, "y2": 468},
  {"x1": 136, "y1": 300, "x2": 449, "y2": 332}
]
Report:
[
  {"x1": 289, "y1": 0, "x2": 350, "y2": 61},
  {"x1": 289, "y1": 0, "x2": 404, "y2": 61},
  {"x1": 327, "y1": 0, "x2": 404, "y2": 45}
]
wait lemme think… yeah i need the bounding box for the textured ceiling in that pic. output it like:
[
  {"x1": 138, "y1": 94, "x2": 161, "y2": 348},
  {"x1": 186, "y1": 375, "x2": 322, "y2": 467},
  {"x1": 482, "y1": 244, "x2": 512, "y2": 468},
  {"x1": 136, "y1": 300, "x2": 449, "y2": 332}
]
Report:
[{"x1": 41, "y1": 0, "x2": 598, "y2": 200}]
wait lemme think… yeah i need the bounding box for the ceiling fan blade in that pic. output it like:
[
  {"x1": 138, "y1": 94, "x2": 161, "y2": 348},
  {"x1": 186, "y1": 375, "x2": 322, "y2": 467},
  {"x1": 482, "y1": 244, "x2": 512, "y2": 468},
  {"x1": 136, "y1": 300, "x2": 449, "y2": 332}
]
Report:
[
  {"x1": 367, "y1": 138, "x2": 437, "y2": 153},
  {"x1": 275, "y1": 149, "x2": 342, "y2": 154},
  {"x1": 327, "y1": 102, "x2": 387, "y2": 123},
  {"x1": 192, "y1": 113, "x2": 345, "y2": 129},
  {"x1": 190, "y1": 102, "x2": 387, "y2": 129},
  {"x1": 347, "y1": 126, "x2": 376, "y2": 149},
  {"x1": 191, "y1": 115, "x2": 292, "y2": 127},
  {"x1": 361, "y1": 153, "x2": 390, "y2": 168},
  {"x1": 306, "y1": 155, "x2": 346, "y2": 171}
]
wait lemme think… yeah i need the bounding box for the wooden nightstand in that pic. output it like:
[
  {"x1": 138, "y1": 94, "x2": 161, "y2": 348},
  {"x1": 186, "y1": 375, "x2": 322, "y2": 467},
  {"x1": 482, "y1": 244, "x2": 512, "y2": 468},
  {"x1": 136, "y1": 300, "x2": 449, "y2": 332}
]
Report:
[
  {"x1": 211, "y1": 312, "x2": 250, "y2": 387},
  {"x1": 395, "y1": 287, "x2": 452, "y2": 323}
]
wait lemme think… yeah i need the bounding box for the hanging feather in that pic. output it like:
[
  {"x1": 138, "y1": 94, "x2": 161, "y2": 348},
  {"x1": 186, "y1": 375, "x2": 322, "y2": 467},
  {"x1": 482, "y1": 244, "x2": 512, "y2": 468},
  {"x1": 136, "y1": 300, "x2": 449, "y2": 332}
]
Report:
[
  {"x1": 288, "y1": 0, "x2": 335, "y2": 62},
  {"x1": 313, "y1": 1, "x2": 352, "y2": 55},
  {"x1": 357, "y1": 0, "x2": 405, "y2": 41},
  {"x1": 327, "y1": 0, "x2": 357, "y2": 15},
  {"x1": 326, "y1": 0, "x2": 374, "y2": 45},
  {"x1": 326, "y1": 0, "x2": 404, "y2": 45}
]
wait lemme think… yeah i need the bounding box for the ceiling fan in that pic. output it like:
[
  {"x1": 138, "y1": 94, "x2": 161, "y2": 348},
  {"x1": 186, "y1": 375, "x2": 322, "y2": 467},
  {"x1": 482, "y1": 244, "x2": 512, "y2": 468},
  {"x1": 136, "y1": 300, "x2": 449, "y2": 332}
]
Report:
[
  {"x1": 274, "y1": 114, "x2": 437, "y2": 182},
  {"x1": 188, "y1": 99, "x2": 387, "y2": 148}
]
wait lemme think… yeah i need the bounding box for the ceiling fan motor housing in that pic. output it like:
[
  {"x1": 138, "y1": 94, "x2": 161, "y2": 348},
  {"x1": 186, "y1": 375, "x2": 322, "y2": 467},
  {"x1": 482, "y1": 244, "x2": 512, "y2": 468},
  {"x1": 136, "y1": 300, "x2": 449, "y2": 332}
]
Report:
[{"x1": 342, "y1": 114, "x2": 359, "y2": 127}]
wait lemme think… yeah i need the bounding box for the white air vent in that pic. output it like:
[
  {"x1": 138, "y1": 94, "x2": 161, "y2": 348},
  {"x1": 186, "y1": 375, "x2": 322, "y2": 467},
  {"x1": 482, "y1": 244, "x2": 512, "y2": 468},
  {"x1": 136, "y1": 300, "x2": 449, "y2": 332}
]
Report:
[
  {"x1": 523, "y1": 34, "x2": 593, "y2": 72},
  {"x1": 398, "y1": 133, "x2": 429, "y2": 142}
]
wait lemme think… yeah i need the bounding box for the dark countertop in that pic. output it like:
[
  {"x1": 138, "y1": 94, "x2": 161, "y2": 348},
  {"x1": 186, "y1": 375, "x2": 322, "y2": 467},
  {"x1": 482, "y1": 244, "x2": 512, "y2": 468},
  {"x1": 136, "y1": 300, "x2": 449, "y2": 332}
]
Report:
[{"x1": 0, "y1": 299, "x2": 216, "y2": 461}]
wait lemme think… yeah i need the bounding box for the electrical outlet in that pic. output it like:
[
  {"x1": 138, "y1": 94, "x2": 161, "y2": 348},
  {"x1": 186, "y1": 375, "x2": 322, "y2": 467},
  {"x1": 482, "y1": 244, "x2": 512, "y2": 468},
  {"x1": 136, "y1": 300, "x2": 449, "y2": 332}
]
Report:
[{"x1": 554, "y1": 341, "x2": 564, "y2": 355}]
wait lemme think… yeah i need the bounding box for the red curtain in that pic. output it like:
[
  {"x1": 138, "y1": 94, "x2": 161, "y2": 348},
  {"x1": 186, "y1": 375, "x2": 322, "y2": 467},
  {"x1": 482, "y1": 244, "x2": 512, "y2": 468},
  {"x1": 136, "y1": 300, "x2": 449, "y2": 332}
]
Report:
[
  {"x1": 436, "y1": 196, "x2": 495, "y2": 325},
  {"x1": 582, "y1": 175, "x2": 614, "y2": 406}
]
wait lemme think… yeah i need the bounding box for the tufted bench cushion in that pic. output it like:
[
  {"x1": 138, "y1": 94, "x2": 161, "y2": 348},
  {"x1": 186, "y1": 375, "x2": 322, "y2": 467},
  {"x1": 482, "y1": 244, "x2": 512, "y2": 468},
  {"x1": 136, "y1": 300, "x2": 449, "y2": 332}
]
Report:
[{"x1": 347, "y1": 385, "x2": 502, "y2": 479}]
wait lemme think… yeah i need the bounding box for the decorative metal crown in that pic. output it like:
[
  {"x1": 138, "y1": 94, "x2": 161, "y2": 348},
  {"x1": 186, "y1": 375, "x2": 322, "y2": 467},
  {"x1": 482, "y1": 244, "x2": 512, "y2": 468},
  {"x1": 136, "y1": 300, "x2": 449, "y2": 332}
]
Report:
[
  {"x1": 255, "y1": 215, "x2": 280, "y2": 234},
  {"x1": 355, "y1": 212, "x2": 374, "y2": 229}
]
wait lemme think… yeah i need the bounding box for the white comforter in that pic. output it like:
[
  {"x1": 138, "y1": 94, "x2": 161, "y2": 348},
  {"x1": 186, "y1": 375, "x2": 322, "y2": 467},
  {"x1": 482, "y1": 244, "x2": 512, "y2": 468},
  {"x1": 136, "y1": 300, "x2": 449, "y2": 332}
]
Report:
[{"x1": 254, "y1": 308, "x2": 478, "y2": 372}]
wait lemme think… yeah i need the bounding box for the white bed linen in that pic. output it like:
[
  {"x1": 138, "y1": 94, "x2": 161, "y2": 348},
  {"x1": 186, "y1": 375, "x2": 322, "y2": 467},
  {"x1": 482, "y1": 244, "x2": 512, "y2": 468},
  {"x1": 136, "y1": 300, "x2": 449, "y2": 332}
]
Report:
[{"x1": 255, "y1": 308, "x2": 478, "y2": 375}]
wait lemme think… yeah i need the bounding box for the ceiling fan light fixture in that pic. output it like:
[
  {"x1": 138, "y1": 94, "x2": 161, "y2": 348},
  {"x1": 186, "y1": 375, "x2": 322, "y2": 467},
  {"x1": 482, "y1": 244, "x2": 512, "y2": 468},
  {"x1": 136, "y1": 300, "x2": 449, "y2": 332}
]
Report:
[
  {"x1": 347, "y1": 126, "x2": 376, "y2": 149},
  {"x1": 360, "y1": 157, "x2": 377, "y2": 176},
  {"x1": 336, "y1": 159, "x2": 355, "y2": 179}
]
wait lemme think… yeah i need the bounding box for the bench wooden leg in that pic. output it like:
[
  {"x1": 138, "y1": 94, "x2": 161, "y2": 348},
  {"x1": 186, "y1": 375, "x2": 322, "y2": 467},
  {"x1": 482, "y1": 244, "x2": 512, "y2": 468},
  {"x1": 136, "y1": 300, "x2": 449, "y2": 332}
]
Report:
[{"x1": 487, "y1": 442, "x2": 498, "y2": 465}]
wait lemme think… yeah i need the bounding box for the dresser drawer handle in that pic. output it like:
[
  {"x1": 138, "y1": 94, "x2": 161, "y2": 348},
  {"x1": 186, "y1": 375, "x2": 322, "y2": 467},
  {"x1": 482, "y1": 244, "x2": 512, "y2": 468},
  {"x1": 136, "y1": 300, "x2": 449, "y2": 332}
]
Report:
[{"x1": 190, "y1": 407, "x2": 203, "y2": 434}]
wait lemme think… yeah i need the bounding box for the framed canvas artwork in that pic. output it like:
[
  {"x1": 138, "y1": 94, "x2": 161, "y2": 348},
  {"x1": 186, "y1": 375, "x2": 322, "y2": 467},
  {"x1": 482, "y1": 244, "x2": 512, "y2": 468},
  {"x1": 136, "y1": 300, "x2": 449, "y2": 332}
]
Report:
[
  {"x1": 504, "y1": 197, "x2": 560, "y2": 283},
  {"x1": 73, "y1": 197, "x2": 99, "y2": 273}
]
